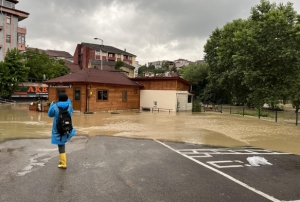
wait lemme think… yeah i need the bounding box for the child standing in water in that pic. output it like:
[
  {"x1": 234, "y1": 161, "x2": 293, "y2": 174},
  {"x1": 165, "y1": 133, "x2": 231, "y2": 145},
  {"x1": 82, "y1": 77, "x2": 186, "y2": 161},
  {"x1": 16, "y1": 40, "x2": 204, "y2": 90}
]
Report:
[{"x1": 48, "y1": 93, "x2": 76, "y2": 169}]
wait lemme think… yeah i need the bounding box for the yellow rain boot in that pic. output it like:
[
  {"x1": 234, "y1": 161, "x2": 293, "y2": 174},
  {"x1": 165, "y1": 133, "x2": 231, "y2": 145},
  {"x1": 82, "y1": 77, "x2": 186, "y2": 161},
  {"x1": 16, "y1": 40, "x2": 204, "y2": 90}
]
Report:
[{"x1": 58, "y1": 153, "x2": 67, "y2": 169}]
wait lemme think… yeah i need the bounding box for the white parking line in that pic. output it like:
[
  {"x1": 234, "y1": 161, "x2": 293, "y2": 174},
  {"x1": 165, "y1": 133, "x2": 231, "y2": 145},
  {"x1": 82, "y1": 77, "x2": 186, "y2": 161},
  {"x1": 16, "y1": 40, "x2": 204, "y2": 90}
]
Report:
[{"x1": 155, "y1": 140, "x2": 281, "y2": 202}]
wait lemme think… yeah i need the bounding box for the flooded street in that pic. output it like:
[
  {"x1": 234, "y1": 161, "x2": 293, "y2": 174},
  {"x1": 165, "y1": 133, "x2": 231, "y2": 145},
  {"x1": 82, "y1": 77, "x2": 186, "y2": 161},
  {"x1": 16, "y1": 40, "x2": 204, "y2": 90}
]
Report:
[{"x1": 1, "y1": 103, "x2": 300, "y2": 154}]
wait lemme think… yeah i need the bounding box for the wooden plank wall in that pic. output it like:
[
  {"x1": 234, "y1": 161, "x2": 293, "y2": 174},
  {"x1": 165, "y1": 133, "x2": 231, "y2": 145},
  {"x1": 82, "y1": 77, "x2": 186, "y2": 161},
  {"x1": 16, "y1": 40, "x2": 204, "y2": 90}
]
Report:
[
  {"x1": 88, "y1": 84, "x2": 140, "y2": 111},
  {"x1": 138, "y1": 80, "x2": 190, "y2": 91},
  {"x1": 48, "y1": 84, "x2": 140, "y2": 112}
]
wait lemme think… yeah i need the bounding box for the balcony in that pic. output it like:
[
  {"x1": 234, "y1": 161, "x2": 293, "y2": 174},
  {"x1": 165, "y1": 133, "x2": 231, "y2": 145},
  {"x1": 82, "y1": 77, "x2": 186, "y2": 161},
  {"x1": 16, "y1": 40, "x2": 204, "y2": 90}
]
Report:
[
  {"x1": 108, "y1": 56, "x2": 116, "y2": 61},
  {"x1": 18, "y1": 43, "x2": 25, "y2": 51},
  {"x1": 18, "y1": 25, "x2": 26, "y2": 34},
  {"x1": 123, "y1": 59, "x2": 132, "y2": 65}
]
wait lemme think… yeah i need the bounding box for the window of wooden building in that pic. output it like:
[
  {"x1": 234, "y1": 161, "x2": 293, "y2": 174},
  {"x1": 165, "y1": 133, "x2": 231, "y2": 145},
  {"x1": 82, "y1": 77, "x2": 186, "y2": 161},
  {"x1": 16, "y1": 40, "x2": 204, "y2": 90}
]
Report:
[
  {"x1": 57, "y1": 89, "x2": 66, "y2": 99},
  {"x1": 122, "y1": 91, "x2": 127, "y2": 101},
  {"x1": 97, "y1": 90, "x2": 108, "y2": 101}
]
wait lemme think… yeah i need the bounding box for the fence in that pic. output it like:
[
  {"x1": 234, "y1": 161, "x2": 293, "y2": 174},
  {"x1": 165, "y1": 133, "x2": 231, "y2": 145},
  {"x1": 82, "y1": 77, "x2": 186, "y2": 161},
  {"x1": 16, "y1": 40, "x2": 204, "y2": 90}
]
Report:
[
  {"x1": 215, "y1": 105, "x2": 300, "y2": 126},
  {"x1": 0, "y1": 98, "x2": 15, "y2": 104}
]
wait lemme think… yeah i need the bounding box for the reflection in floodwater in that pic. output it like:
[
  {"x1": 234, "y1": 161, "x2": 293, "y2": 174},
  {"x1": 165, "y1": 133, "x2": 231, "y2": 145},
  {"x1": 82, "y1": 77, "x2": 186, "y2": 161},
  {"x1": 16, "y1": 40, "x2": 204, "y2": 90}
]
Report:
[{"x1": 1, "y1": 103, "x2": 300, "y2": 155}]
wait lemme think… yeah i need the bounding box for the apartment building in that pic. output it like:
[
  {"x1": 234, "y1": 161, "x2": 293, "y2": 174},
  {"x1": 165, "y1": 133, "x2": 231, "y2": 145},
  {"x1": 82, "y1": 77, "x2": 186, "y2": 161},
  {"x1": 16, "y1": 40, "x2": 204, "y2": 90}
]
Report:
[
  {"x1": 148, "y1": 60, "x2": 175, "y2": 69},
  {"x1": 73, "y1": 42, "x2": 136, "y2": 78},
  {"x1": 0, "y1": 0, "x2": 29, "y2": 61}
]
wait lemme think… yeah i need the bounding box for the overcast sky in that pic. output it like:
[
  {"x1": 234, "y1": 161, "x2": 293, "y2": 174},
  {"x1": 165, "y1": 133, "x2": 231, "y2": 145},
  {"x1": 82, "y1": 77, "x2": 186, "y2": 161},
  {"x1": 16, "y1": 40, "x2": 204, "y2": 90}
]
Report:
[{"x1": 17, "y1": 0, "x2": 300, "y2": 66}]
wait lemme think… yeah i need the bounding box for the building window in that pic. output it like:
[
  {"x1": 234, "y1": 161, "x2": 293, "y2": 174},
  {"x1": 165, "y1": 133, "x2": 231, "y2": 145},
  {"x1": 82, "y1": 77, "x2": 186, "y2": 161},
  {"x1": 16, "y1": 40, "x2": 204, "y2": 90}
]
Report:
[
  {"x1": 108, "y1": 53, "x2": 113, "y2": 57},
  {"x1": 97, "y1": 90, "x2": 108, "y2": 101},
  {"x1": 188, "y1": 95, "x2": 193, "y2": 103},
  {"x1": 122, "y1": 91, "x2": 127, "y2": 101},
  {"x1": 124, "y1": 55, "x2": 128, "y2": 60},
  {"x1": 75, "y1": 89, "x2": 80, "y2": 101},
  {"x1": 57, "y1": 89, "x2": 66, "y2": 100},
  {"x1": 6, "y1": 15, "x2": 10, "y2": 24},
  {"x1": 6, "y1": 35, "x2": 10, "y2": 43},
  {"x1": 128, "y1": 56, "x2": 132, "y2": 60},
  {"x1": 18, "y1": 33, "x2": 25, "y2": 44}
]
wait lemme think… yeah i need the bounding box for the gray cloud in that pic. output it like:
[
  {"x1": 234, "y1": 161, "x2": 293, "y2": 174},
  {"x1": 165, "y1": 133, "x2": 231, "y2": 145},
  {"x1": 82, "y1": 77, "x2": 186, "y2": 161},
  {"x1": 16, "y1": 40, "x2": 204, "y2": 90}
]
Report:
[{"x1": 18, "y1": 0, "x2": 300, "y2": 64}]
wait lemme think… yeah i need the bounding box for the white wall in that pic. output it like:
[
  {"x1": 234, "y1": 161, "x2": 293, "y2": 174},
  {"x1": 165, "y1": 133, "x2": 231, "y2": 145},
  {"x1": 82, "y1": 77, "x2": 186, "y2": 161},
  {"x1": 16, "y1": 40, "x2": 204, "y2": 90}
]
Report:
[
  {"x1": 140, "y1": 90, "x2": 177, "y2": 111},
  {"x1": 140, "y1": 90, "x2": 192, "y2": 112},
  {"x1": 176, "y1": 93, "x2": 192, "y2": 111}
]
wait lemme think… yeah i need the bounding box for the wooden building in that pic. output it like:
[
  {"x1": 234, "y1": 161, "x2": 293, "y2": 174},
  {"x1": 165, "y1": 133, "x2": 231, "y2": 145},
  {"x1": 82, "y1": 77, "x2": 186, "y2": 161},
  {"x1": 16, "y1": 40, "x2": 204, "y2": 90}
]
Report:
[
  {"x1": 131, "y1": 77, "x2": 193, "y2": 112},
  {"x1": 44, "y1": 69, "x2": 142, "y2": 112}
]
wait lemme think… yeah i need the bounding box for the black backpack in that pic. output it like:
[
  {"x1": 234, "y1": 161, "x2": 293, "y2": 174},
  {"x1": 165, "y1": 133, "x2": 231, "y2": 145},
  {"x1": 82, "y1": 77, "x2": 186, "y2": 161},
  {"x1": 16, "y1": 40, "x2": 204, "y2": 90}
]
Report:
[{"x1": 56, "y1": 106, "x2": 73, "y2": 141}]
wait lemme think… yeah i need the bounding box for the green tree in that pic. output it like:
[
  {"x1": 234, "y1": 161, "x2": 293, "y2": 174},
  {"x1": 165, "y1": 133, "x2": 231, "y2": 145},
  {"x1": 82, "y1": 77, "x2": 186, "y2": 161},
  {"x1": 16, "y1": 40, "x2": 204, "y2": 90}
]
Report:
[
  {"x1": 181, "y1": 63, "x2": 209, "y2": 100},
  {"x1": 204, "y1": 0, "x2": 300, "y2": 108},
  {"x1": 0, "y1": 61, "x2": 9, "y2": 97},
  {"x1": 233, "y1": 0, "x2": 300, "y2": 108},
  {"x1": 138, "y1": 65, "x2": 147, "y2": 76},
  {"x1": 24, "y1": 48, "x2": 70, "y2": 81},
  {"x1": 170, "y1": 66, "x2": 177, "y2": 72},
  {"x1": 114, "y1": 61, "x2": 124, "y2": 70},
  {"x1": 4, "y1": 48, "x2": 29, "y2": 98},
  {"x1": 163, "y1": 61, "x2": 169, "y2": 70}
]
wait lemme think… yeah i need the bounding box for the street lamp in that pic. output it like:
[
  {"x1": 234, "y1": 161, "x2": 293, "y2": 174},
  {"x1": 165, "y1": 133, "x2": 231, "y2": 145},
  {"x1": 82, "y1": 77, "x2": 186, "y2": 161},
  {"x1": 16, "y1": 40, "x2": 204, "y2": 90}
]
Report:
[{"x1": 94, "y1": 38, "x2": 103, "y2": 70}]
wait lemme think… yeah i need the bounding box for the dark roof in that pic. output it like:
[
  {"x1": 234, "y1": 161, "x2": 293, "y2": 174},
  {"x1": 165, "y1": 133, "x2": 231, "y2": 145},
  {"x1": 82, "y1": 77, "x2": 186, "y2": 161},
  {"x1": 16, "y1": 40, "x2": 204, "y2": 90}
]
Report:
[
  {"x1": 131, "y1": 77, "x2": 192, "y2": 86},
  {"x1": 90, "y1": 60, "x2": 135, "y2": 70},
  {"x1": 46, "y1": 50, "x2": 73, "y2": 58},
  {"x1": 44, "y1": 68, "x2": 142, "y2": 87},
  {"x1": 26, "y1": 47, "x2": 73, "y2": 58},
  {"x1": 82, "y1": 43, "x2": 136, "y2": 57},
  {"x1": 63, "y1": 60, "x2": 81, "y2": 73}
]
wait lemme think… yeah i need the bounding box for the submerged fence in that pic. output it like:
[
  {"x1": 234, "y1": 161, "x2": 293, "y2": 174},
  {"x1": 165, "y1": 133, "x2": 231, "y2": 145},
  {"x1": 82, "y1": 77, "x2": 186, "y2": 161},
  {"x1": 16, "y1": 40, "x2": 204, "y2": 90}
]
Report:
[{"x1": 209, "y1": 105, "x2": 300, "y2": 126}]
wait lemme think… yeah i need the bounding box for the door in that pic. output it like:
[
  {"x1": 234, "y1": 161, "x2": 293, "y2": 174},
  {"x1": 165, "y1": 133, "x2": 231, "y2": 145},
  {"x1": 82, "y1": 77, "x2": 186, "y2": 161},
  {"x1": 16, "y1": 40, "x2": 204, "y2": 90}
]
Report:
[{"x1": 73, "y1": 88, "x2": 81, "y2": 111}]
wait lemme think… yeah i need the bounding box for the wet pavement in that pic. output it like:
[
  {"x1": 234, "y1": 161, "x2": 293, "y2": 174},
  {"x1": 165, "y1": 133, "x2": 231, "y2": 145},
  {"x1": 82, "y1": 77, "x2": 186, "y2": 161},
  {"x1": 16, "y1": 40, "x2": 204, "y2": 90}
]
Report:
[
  {"x1": 1, "y1": 136, "x2": 300, "y2": 202},
  {"x1": 1, "y1": 103, "x2": 300, "y2": 201}
]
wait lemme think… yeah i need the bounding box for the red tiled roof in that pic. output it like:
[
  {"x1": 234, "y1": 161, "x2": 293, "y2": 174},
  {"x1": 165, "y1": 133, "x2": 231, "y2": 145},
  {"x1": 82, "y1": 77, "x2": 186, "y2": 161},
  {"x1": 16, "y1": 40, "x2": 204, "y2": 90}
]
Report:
[
  {"x1": 46, "y1": 50, "x2": 73, "y2": 58},
  {"x1": 26, "y1": 47, "x2": 73, "y2": 58},
  {"x1": 44, "y1": 68, "x2": 142, "y2": 87},
  {"x1": 63, "y1": 60, "x2": 81, "y2": 73}
]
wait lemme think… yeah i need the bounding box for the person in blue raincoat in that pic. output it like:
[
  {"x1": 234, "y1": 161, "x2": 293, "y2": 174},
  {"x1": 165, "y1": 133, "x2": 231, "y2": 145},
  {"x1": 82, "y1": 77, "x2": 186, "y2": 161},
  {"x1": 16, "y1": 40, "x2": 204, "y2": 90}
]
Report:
[{"x1": 48, "y1": 93, "x2": 76, "y2": 169}]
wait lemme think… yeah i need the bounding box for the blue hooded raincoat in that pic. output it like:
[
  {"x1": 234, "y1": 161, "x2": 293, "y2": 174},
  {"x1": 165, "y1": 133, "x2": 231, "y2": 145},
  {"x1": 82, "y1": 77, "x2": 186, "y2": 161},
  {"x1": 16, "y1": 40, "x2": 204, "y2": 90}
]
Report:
[{"x1": 48, "y1": 99, "x2": 76, "y2": 145}]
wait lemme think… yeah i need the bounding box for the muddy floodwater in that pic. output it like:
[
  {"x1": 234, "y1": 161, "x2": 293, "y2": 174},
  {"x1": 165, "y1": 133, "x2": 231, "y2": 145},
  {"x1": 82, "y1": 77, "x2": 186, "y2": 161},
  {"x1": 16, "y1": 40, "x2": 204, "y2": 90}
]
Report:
[{"x1": 1, "y1": 103, "x2": 300, "y2": 155}]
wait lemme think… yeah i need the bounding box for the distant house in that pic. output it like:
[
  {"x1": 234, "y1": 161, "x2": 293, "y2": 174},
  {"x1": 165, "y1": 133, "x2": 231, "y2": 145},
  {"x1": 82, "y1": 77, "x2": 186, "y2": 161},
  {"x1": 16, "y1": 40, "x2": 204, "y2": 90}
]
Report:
[
  {"x1": 27, "y1": 47, "x2": 73, "y2": 62},
  {"x1": 44, "y1": 49, "x2": 73, "y2": 62},
  {"x1": 195, "y1": 60, "x2": 205, "y2": 64},
  {"x1": 73, "y1": 42, "x2": 136, "y2": 78},
  {"x1": 131, "y1": 77, "x2": 193, "y2": 112},
  {"x1": 44, "y1": 69, "x2": 142, "y2": 112},
  {"x1": 174, "y1": 58, "x2": 190, "y2": 69},
  {"x1": 148, "y1": 60, "x2": 175, "y2": 69}
]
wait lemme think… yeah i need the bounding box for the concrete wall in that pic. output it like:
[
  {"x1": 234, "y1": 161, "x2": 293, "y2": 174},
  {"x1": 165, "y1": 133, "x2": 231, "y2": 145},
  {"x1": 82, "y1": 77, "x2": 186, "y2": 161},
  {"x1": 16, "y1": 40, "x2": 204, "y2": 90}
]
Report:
[
  {"x1": 0, "y1": 13, "x2": 18, "y2": 61},
  {"x1": 140, "y1": 90, "x2": 178, "y2": 111},
  {"x1": 176, "y1": 92, "x2": 192, "y2": 111},
  {"x1": 140, "y1": 90, "x2": 192, "y2": 112}
]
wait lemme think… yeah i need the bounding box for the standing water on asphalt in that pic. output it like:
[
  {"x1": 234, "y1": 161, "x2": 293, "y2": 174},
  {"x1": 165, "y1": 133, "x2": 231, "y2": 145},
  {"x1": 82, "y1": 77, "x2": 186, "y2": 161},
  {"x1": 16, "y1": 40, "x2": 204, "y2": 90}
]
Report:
[{"x1": 1, "y1": 103, "x2": 300, "y2": 154}]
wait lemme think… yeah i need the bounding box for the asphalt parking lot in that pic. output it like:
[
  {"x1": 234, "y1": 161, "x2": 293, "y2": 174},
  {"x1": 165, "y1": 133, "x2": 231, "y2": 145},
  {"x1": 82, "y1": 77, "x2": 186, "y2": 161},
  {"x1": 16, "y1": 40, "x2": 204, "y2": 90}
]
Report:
[{"x1": 1, "y1": 136, "x2": 300, "y2": 202}]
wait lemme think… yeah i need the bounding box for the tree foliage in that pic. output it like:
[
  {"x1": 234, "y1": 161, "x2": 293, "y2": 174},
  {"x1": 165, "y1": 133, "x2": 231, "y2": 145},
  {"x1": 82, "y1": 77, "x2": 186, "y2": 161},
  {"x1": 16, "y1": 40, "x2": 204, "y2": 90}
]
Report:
[
  {"x1": 114, "y1": 61, "x2": 124, "y2": 70},
  {"x1": 181, "y1": 63, "x2": 209, "y2": 100},
  {"x1": 0, "y1": 48, "x2": 71, "y2": 98},
  {"x1": 2, "y1": 49, "x2": 29, "y2": 98},
  {"x1": 204, "y1": 0, "x2": 300, "y2": 109},
  {"x1": 24, "y1": 48, "x2": 70, "y2": 82}
]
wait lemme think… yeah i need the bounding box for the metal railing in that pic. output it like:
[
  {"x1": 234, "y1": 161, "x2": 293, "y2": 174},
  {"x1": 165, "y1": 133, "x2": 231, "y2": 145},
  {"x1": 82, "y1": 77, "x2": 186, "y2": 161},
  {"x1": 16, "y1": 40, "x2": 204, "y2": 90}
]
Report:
[{"x1": 0, "y1": 97, "x2": 15, "y2": 104}]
